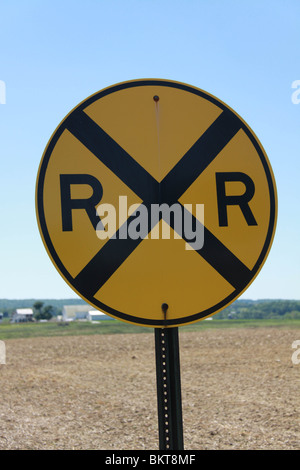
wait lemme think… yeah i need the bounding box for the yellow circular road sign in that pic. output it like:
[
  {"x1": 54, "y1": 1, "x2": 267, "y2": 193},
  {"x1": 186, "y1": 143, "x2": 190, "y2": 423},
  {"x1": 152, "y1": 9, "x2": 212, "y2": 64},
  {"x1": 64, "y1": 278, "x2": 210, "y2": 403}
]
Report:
[{"x1": 36, "y1": 79, "x2": 277, "y2": 327}]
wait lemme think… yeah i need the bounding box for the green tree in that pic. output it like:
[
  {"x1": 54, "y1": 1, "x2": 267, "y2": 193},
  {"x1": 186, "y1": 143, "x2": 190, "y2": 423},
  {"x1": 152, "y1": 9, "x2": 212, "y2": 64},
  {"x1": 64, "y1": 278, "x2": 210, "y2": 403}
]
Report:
[
  {"x1": 34, "y1": 304, "x2": 54, "y2": 321},
  {"x1": 33, "y1": 301, "x2": 44, "y2": 312},
  {"x1": 41, "y1": 305, "x2": 54, "y2": 320},
  {"x1": 33, "y1": 301, "x2": 44, "y2": 320}
]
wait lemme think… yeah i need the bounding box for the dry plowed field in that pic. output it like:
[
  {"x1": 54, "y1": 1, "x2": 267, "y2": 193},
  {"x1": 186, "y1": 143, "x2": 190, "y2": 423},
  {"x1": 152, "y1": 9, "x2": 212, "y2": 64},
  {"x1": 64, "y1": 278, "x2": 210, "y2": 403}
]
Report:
[{"x1": 0, "y1": 328, "x2": 299, "y2": 450}]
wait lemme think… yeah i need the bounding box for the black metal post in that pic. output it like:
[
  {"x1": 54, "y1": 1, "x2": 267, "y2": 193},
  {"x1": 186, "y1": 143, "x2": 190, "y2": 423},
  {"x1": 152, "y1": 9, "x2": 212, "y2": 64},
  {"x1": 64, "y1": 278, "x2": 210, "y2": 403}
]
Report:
[{"x1": 154, "y1": 327, "x2": 184, "y2": 450}]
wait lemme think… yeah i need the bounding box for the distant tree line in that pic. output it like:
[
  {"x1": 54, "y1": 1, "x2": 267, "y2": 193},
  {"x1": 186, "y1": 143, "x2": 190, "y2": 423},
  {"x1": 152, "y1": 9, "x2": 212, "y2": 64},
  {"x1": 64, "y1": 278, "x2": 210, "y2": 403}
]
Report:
[
  {"x1": 214, "y1": 299, "x2": 300, "y2": 319},
  {"x1": 0, "y1": 298, "x2": 299, "y2": 320},
  {"x1": 0, "y1": 298, "x2": 88, "y2": 319}
]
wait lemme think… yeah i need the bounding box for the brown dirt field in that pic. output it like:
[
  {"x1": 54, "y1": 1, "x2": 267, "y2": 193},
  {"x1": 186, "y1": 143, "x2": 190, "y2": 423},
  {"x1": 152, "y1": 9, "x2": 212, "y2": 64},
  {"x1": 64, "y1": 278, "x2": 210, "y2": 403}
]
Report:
[{"x1": 0, "y1": 328, "x2": 299, "y2": 450}]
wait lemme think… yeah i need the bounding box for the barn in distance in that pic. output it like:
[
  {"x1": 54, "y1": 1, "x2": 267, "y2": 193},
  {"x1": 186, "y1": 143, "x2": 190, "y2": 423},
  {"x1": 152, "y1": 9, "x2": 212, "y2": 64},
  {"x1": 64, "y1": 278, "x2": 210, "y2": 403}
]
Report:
[{"x1": 62, "y1": 305, "x2": 114, "y2": 322}]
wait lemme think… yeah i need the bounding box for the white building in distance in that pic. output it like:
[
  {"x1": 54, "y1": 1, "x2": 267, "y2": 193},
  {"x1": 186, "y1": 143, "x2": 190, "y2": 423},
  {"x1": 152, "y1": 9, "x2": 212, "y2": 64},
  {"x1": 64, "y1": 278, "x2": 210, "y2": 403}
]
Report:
[
  {"x1": 11, "y1": 308, "x2": 34, "y2": 323},
  {"x1": 62, "y1": 304, "x2": 90, "y2": 321},
  {"x1": 62, "y1": 305, "x2": 114, "y2": 322},
  {"x1": 87, "y1": 310, "x2": 114, "y2": 322}
]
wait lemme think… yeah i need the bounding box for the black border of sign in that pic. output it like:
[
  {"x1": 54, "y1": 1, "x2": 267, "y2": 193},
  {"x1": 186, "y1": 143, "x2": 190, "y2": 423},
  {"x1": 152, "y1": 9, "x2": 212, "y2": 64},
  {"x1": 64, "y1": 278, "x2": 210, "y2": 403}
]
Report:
[{"x1": 36, "y1": 79, "x2": 277, "y2": 327}]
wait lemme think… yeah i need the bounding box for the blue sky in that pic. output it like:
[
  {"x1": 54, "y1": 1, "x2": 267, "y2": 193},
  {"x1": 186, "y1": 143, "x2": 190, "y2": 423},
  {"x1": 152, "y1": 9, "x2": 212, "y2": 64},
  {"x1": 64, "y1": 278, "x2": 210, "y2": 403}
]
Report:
[{"x1": 0, "y1": 0, "x2": 299, "y2": 300}]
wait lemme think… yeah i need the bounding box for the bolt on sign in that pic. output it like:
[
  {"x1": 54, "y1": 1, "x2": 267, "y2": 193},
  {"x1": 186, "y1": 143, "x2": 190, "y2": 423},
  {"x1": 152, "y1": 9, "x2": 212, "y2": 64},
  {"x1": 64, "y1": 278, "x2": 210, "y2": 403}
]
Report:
[{"x1": 36, "y1": 79, "x2": 277, "y2": 327}]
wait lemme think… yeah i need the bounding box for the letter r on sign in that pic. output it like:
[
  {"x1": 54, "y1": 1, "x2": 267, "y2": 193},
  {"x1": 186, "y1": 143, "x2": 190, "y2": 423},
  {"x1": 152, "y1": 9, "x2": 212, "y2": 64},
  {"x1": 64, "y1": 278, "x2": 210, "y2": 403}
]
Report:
[
  {"x1": 60, "y1": 174, "x2": 104, "y2": 231},
  {"x1": 216, "y1": 172, "x2": 257, "y2": 227}
]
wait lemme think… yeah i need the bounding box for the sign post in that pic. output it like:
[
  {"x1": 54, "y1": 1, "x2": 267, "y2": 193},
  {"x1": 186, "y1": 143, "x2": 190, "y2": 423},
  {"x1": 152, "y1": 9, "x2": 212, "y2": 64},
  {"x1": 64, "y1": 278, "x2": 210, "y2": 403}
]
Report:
[
  {"x1": 155, "y1": 325, "x2": 184, "y2": 450},
  {"x1": 36, "y1": 79, "x2": 277, "y2": 449}
]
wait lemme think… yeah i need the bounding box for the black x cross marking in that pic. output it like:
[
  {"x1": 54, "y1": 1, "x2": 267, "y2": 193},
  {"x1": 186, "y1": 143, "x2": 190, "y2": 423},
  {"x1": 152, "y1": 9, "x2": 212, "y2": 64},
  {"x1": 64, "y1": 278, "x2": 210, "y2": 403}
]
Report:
[{"x1": 64, "y1": 108, "x2": 253, "y2": 298}]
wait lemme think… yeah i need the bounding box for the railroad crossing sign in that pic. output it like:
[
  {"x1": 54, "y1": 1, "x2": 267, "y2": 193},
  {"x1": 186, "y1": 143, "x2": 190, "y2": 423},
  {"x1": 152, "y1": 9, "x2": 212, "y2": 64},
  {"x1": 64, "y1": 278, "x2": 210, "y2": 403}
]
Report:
[{"x1": 36, "y1": 79, "x2": 277, "y2": 327}]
